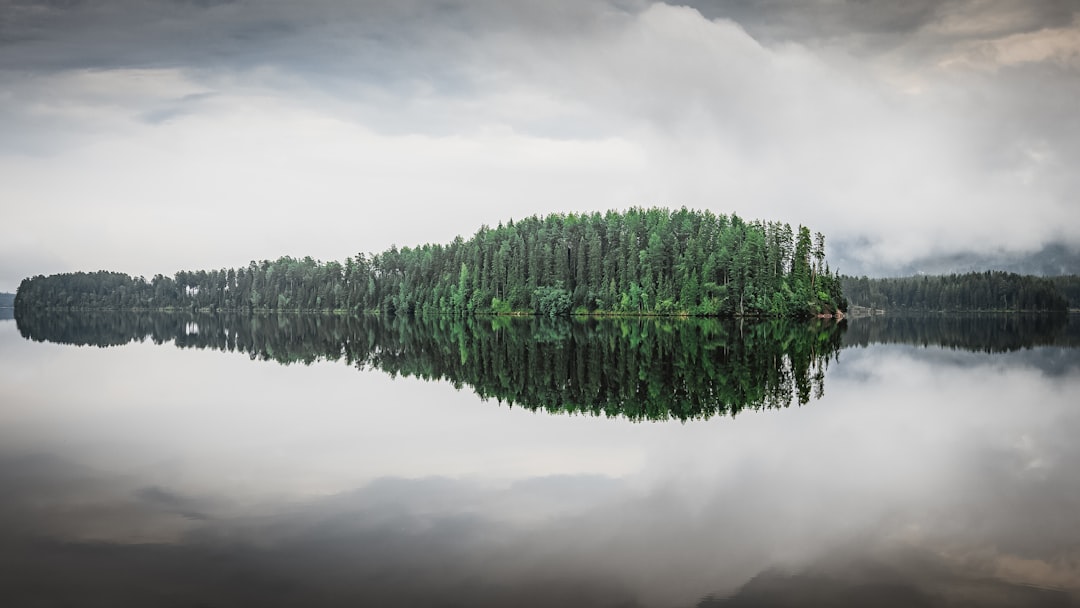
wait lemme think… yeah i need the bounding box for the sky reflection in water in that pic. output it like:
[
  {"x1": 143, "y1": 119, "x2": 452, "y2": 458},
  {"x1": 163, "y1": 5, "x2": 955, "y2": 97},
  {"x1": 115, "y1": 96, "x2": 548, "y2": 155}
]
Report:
[{"x1": 0, "y1": 316, "x2": 1078, "y2": 607}]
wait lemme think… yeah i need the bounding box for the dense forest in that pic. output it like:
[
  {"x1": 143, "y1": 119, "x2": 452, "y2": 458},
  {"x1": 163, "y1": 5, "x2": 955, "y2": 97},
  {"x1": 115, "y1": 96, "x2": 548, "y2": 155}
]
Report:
[
  {"x1": 16, "y1": 311, "x2": 844, "y2": 421},
  {"x1": 1050, "y1": 275, "x2": 1080, "y2": 309},
  {"x1": 842, "y1": 313, "x2": 1080, "y2": 352},
  {"x1": 841, "y1": 272, "x2": 1073, "y2": 313},
  {"x1": 15, "y1": 208, "x2": 846, "y2": 318},
  {"x1": 0, "y1": 292, "x2": 14, "y2": 308}
]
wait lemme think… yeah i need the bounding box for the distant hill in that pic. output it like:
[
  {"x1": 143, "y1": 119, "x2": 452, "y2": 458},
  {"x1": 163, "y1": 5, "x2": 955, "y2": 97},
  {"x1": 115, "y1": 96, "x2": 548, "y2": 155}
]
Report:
[
  {"x1": 831, "y1": 241, "x2": 1080, "y2": 278},
  {"x1": 898, "y1": 244, "x2": 1080, "y2": 277}
]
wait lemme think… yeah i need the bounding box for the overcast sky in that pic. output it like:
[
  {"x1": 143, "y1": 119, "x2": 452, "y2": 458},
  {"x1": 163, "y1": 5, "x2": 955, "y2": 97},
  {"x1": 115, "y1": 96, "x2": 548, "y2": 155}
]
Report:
[{"x1": 2, "y1": 0, "x2": 1078, "y2": 291}]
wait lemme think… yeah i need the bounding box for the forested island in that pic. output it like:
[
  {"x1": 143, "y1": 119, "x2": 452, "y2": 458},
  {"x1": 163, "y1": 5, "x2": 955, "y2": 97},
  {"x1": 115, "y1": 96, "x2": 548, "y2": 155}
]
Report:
[
  {"x1": 15, "y1": 208, "x2": 847, "y2": 318},
  {"x1": 841, "y1": 272, "x2": 1076, "y2": 313}
]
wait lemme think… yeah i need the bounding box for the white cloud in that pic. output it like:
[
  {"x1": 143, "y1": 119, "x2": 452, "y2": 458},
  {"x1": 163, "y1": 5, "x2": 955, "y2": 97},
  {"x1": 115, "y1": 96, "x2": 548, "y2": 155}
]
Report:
[
  {"x1": 1, "y1": 1, "x2": 1078, "y2": 289},
  {"x1": 463, "y1": 4, "x2": 1078, "y2": 265},
  {"x1": 0, "y1": 69, "x2": 648, "y2": 284}
]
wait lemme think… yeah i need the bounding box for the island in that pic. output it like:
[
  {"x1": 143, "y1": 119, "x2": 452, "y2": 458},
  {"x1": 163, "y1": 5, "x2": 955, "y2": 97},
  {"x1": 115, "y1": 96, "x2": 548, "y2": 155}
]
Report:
[{"x1": 15, "y1": 208, "x2": 847, "y2": 318}]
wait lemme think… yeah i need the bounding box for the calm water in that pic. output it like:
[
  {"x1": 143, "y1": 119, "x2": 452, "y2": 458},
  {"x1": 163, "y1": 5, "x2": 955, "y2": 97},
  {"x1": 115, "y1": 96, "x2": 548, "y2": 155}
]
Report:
[{"x1": 1, "y1": 312, "x2": 1078, "y2": 607}]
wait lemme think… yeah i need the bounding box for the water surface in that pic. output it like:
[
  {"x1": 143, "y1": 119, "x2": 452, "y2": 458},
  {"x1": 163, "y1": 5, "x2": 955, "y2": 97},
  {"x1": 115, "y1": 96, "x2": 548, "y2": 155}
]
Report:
[{"x1": 1, "y1": 313, "x2": 1077, "y2": 607}]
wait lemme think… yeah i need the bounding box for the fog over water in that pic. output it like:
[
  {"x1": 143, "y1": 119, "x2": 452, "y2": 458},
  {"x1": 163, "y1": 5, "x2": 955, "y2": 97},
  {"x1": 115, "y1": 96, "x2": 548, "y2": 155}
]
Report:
[{"x1": 1, "y1": 316, "x2": 1078, "y2": 606}]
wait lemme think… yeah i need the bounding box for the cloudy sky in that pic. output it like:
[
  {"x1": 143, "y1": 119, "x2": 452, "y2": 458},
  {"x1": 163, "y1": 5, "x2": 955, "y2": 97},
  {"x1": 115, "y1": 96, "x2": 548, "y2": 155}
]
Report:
[{"x1": 1, "y1": 0, "x2": 1078, "y2": 291}]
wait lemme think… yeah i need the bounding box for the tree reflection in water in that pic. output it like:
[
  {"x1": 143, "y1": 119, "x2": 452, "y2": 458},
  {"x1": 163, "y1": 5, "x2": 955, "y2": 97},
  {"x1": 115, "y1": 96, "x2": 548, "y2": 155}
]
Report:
[{"x1": 17, "y1": 311, "x2": 845, "y2": 421}]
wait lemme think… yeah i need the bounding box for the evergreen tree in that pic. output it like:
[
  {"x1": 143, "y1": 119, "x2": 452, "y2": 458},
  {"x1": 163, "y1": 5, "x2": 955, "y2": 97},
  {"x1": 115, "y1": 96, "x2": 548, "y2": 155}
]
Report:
[{"x1": 16, "y1": 208, "x2": 850, "y2": 318}]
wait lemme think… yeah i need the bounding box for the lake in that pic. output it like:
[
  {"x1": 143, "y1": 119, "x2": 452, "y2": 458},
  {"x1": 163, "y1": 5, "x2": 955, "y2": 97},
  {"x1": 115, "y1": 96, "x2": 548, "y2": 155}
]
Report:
[{"x1": 1, "y1": 312, "x2": 1078, "y2": 607}]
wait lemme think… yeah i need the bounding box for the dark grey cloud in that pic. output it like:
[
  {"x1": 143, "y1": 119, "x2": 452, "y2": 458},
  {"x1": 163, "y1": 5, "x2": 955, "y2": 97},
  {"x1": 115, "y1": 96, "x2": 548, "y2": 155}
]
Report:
[
  {"x1": 138, "y1": 91, "x2": 216, "y2": 124},
  {"x1": 0, "y1": 457, "x2": 648, "y2": 607},
  {"x1": 1, "y1": 0, "x2": 314, "y2": 72},
  {"x1": 0, "y1": 0, "x2": 632, "y2": 76},
  {"x1": 3, "y1": 440, "x2": 1080, "y2": 606},
  {"x1": 704, "y1": 551, "x2": 1074, "y2": 607},
  {"x1": 4, "y1": 0, "x2": 1074, "y2": 71},
  {"x1": 688, "y1": 0, "x2": 944, "y2": 46},
  {"x1": 685, "y1": 0, "x2": 1077, "y2": 54},
  {"x1": 136, "y1": 485, "x2": 210, "y2": 520}
]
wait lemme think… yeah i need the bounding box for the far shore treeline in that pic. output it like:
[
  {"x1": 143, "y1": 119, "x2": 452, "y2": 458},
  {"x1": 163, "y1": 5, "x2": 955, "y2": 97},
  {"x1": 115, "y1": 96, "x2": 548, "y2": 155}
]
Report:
[
  {"x1": 15, "y1": 208, "x2": 847, "y2": 318},
  {"x1": 841, "y1": 272, "x2": 1076, "y2": 313}
]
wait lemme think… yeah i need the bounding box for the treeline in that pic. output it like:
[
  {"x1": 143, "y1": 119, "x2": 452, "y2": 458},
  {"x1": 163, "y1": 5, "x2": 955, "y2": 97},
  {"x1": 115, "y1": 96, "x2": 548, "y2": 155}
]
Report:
[
  {"x1": 0, "y1": 292, "x2": 13, "y2": 308},
  {"x1": 15, "y1": 208, "x2": 846, "y2": 318},
  {"x1": 842, "y1": 313, "x2": 1080, "y2": 352},
  {"x1": 841, "y1": 271, "x2": 1070, "y2": 312},
  {"x1": 1049, "y1": 276, "x2": 1080, "y2": 309},
  {"x1": 16, "y1": 311, "x2": 844, "y2": 421}
]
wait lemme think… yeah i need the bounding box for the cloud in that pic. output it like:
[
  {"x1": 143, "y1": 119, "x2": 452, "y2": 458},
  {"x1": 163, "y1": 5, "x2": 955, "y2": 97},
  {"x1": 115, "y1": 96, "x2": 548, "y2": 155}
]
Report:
[
  {"x1": 706, "y1": 548, "x2": 1075, "y2": 607},
  {"x1": 0, "y1": 1, "x2": 1078, "y2": 290},
  {"x1": 684, "y1": 0, "x2": 1077, "y2": 58},
  {"x1": 454, "y1": 3, "x2": 1080, "y2": 266}
]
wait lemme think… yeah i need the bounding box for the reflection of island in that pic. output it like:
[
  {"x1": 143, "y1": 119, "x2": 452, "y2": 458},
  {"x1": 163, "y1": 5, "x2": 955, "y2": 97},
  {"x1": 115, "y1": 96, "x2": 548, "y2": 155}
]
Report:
[
  {"x1": 842, "y1": 313, "x2": 1080, "y2": 352},
  {"x1": 16, "y1": 311, "x2": 845, "y2": 421}
]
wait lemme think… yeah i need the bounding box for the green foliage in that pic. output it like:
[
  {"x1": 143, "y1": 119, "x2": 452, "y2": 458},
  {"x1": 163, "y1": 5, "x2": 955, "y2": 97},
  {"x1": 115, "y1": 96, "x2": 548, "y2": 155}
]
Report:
[
  {"x1": 533, "y1": 285, "x2": 572, "y2": 317},
  {"x1": 841, "y1": 272, "x2": 1070, "y2": 313},
  {"x1": 489, "y1": 297, "x2": 512, "y2": 315},
  {"x1": 16, "y1": 208, "x2": 846, "y2": 318},
  {"x1": 16, "y1": 311, "x2": 847, "y2": 421}
]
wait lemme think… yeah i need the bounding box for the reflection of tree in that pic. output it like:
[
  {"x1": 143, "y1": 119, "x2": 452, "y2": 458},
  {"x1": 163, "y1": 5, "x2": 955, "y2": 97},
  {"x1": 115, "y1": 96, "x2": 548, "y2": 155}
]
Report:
[
  {"x1": 842, "y1": 313, "x2": 1080, "y2": 352},
  {"x1": 16, "y1": 311, "x2": 845, "y2": 421}
]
